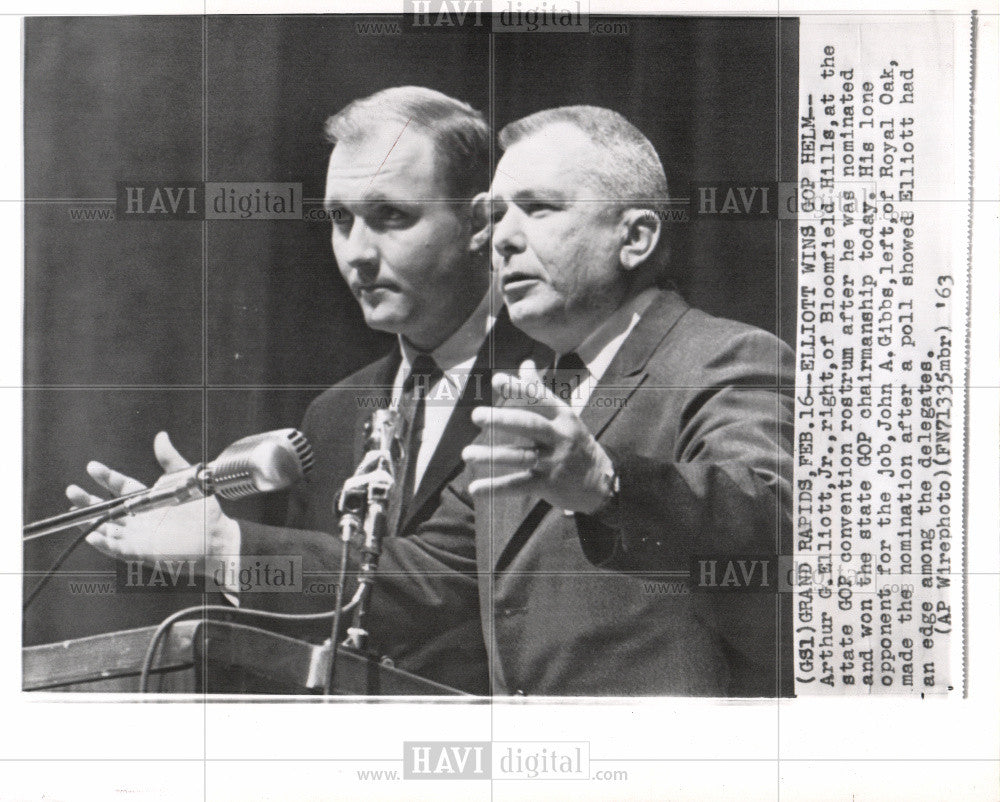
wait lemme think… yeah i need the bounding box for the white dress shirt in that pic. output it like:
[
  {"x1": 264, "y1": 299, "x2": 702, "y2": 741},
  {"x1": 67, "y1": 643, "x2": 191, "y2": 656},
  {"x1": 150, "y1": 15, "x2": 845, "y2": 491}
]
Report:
[
  {"x1": 394, "y1": 291, "x2": 496, "y2": 492},
  {"x1": 559, "y1": 286, "x2": 660, "y2": 413},
  {"x1": 227, "y1": 291, "x2": 496, "y2": 602}
]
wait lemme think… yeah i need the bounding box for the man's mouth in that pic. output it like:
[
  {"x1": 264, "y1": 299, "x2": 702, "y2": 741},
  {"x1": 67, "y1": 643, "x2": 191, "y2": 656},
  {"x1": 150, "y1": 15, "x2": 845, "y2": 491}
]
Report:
[
  {"x1": 356, "y1": 282, "x2": 398, "y2": 296},
  {"x1": 500, "y1": 271, "x2": 541, "y2": 292}
]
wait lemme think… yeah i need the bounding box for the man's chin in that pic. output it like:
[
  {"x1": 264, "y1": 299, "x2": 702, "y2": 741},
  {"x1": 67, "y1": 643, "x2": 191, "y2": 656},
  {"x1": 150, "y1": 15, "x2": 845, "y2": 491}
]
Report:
[
  {"x1": 361, "y1": 307, "x2": 407, "y2": 336},
  {"x1": 506, "y1": 300, "x2": 552, "y2": 338}
]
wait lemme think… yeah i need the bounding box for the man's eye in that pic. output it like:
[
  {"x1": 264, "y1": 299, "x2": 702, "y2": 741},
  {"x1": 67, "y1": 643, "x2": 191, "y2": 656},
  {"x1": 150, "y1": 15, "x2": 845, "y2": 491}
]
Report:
[
  {"x1": 375, "y1": 206, "x2": 411, "y2": 225},
  {"x1": 522, "y1": 202, "x2": 557, "y2": 215}
]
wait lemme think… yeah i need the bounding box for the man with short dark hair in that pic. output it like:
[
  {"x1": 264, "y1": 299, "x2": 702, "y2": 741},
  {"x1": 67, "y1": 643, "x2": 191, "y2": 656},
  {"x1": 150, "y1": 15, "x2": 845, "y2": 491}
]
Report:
[
  {"x1": 69, "y1": 87, "x2": 535, "y2": 694},
  {"x1": 455, "y1": 105, "x2": 794, "y2": 696}
]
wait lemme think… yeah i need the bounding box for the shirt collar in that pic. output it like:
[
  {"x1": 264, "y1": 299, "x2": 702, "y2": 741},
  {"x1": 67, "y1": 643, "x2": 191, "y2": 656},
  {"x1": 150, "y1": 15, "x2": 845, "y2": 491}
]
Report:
[
  {"x1": 569, "y1": 286, "x2": 660, "y2": 384},
  {"x1": 398, "y1": 289, "x2": 496, "y2": 380}
]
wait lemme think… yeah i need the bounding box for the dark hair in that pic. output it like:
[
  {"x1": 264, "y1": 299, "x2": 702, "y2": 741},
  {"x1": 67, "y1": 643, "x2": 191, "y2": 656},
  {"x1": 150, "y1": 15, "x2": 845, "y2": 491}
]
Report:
[{"x1": 325, "y1": 86, "x2": 490, "y2": 201}]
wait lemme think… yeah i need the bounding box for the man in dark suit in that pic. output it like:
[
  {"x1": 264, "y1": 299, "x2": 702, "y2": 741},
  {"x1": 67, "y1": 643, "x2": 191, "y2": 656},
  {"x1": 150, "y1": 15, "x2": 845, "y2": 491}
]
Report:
[
  {"x1": 68, "y1": 87, "x2": 534, "y2": 694},
  {"x1": 232, "y1": 307, "x2": 533, "y2": 694},
  {"x1": 455, "y1": 106, "x2": 794, "y2": 696}
]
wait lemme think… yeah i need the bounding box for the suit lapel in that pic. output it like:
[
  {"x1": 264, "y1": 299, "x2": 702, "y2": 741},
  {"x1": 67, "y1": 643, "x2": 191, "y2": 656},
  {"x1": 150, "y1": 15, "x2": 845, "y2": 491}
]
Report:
[
  {"x1": 579, "y1": 290, "x2": 690, "y2": 436},
  {"x1": 490, "y1": 289, "x2": 691, "y2": 568},
  {"x1": 400, "y1": 309, "x2": 536, "y2": 533},
  {"x1": 398, "y1": 370, "x2": 480, "y2": 533}
]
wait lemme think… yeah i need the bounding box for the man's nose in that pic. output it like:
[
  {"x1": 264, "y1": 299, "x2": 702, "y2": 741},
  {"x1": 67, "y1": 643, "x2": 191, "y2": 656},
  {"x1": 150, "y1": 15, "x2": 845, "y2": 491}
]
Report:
[
  {"x1": 492, "y1": 208, "x2": 526, "y2": 260},
  {"x1": 337, "y1": 218, "x2": 379, "y2": 276}
]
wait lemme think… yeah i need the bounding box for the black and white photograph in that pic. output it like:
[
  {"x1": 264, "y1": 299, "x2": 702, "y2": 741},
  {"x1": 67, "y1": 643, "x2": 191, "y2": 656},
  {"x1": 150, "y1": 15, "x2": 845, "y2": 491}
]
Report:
[
  {"x1": 23, "y1": 13, "x2": 798, "y2": 696},
  {"x1": 7, "y1": 2, "x2": 998, "y2": 800}
]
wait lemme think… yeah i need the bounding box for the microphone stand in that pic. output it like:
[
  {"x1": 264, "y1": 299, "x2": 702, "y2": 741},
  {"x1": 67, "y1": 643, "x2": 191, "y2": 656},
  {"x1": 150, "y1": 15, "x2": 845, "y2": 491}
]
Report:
[
  {"x1": 344, "y1": 464, "x2": 393, "y2": 655},
  {"x1": 324, "y1": 411, "x2": 400, "y2": 696},
  {"x1": 23, "y1": 469, "x2": 206, "y2": 541}
]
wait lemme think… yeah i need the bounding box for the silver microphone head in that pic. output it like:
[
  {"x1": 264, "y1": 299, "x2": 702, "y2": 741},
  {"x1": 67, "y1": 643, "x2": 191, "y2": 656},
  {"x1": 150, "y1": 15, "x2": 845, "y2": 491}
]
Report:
[
  {"x1": 365, "y1": 409, "x2": 402, "y2": 457},
  {"x1": 205, "y1": 428, "x2": 314, "y2": 500}
]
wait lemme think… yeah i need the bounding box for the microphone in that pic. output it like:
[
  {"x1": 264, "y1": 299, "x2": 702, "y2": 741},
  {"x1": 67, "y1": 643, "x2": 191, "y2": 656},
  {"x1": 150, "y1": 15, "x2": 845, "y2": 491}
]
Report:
[
  {"x1": 359, "y1": 409, "x2": 401, "y2": 551},
  {"x1": 23, "y1": 429, "x2": 314, "y2": 541},
  {"x1": 337, "y1": 409, "x2": 402, "y2": 518},
  {"x1": 337, "y1": 410, "x2": 402, "y2": 657},
  {"x1": 362, "y1": 409, "x2": 402, "y2": 477}
]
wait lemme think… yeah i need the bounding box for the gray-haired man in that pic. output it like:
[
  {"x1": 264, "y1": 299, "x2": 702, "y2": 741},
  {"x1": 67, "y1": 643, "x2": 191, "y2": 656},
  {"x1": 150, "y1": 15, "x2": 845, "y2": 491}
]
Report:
[{"x1": 457, "y1": 106, "x2": 794, "y2": 695}]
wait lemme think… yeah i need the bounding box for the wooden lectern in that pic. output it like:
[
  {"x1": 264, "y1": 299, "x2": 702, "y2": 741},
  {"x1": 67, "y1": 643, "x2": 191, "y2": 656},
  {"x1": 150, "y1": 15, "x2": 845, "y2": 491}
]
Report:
[{"x1": 23, "y1": 620, "x2": 466, "y2": 696}]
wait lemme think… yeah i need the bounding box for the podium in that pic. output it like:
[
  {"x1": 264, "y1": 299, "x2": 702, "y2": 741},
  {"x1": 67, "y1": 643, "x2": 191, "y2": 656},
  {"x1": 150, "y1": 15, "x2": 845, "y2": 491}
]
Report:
[{"x1": 23, "y1": 620, "x2": 466, "y2": 695}]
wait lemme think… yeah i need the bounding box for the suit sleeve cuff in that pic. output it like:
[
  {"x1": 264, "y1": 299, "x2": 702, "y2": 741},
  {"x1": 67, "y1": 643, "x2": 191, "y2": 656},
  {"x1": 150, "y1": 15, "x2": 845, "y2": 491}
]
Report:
[{"x1": 574, "y1": 446, "x2": 625, "y2": 565}]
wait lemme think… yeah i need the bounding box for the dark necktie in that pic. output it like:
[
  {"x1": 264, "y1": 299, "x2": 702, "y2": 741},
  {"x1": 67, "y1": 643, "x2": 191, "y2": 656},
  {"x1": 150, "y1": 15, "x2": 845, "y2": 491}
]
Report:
[
  {"x1": 397, "y1": 353, "x2": 442, "y2": 521},
  {"x1": 551, "y1": 351, "x2": 588, "y2": 403}
]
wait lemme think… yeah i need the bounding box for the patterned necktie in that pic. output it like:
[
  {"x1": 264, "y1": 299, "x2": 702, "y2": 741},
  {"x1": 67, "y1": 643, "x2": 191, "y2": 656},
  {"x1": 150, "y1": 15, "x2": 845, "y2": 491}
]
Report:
[
  {"x1": 551, "y1": 351, "x2": 588, "y2": 404},
  {"x1": 397, "y1": 353, "x2": 443, "y2": 521}
]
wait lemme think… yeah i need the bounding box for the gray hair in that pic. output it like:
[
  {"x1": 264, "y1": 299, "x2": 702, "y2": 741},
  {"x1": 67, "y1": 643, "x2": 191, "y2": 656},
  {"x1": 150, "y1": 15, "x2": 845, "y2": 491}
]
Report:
[{"x1": 498, "y1": 105, "x2": 669, "y2": 209}]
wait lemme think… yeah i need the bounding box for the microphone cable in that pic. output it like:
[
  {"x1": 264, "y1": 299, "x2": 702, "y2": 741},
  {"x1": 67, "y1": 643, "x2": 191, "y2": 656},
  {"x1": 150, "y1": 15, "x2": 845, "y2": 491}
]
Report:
[
  {"x1": 23, "y1": 513, "x2": 116, "y2": 613},
  {"x1": 138, "y1": 594, "x2": 363, "y2": 694}
]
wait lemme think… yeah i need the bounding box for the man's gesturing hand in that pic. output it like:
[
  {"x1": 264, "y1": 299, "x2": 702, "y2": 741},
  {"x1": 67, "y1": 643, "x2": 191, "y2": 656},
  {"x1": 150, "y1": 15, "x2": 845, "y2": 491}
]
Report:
[
  {"x1": 463, "y1": 359, "x2": 615, "y2": 514},
  {"x1": 65, "y1": 431, "x2": 240, "y2": 573}
]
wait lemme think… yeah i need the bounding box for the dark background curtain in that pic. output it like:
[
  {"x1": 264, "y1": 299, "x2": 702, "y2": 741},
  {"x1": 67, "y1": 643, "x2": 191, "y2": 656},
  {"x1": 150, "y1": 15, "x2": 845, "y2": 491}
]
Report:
[{"x1": 23, "y1": 15, "x2": 797, "y2": 645}]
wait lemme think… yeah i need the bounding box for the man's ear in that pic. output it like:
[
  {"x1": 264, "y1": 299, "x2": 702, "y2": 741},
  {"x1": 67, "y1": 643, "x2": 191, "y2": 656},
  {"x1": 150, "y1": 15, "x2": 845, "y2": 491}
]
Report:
[
  {"x1": 618, "y1": 208, "x2": 662, "y2": 270},
  {"x1": 468, "y1": 191, "x2": 492, "y2": 253}
]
